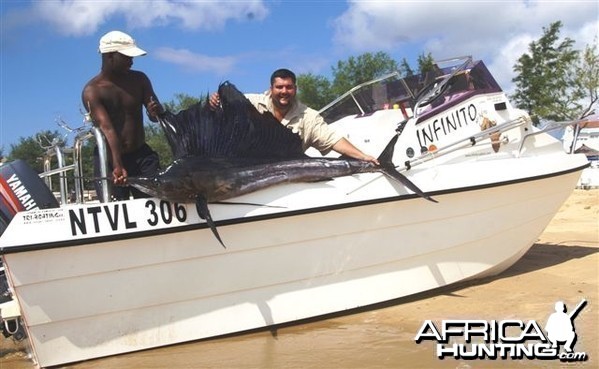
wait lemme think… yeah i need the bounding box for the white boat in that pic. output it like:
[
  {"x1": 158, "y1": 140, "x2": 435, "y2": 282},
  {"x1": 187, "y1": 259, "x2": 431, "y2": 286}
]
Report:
[
  {"x1": 0, "y1": 56, "x2": 589, "y2": 368},
  {"x1": 562, "y1": 114, "x2": 599, "y2": 188}
]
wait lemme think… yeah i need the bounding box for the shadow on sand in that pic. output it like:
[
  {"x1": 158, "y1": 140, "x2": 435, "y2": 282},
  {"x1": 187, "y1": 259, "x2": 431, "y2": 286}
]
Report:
[{"x1": 498, "y1": 242, "x2": 598, "y2": 279}]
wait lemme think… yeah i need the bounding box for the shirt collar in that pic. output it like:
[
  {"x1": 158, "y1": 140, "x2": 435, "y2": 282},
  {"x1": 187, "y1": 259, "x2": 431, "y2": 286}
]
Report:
[{"x1": 263, "y1": 91, "x2": 303, "y2": 121}]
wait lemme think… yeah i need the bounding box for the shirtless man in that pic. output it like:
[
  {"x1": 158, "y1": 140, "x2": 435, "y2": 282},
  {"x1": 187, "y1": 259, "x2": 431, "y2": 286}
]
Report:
[{"x1": 82, "y1": 31, "x2": 163, "y2": 201}]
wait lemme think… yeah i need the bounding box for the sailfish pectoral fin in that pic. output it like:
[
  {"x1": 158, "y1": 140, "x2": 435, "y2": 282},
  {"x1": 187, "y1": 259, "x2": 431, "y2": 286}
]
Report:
[
  {"x1": 380, "y1": 166, "x2": 437, "y2": 203},
  {"x1": 195, "y1": 195, "x2": 226, "y2": 249},
  {"x1": 377, "y1": 134, "x2": 437, "y2": 203}
]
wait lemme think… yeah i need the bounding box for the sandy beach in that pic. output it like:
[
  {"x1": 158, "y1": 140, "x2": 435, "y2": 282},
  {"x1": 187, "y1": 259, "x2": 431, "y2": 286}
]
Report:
[{"x1": 1, "y1": 189, "x2": 597, "y2": 369}]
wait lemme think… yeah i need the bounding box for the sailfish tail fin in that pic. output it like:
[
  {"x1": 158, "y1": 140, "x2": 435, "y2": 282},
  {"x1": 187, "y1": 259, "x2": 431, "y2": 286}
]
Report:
[{"x1": 376, "y1": 134, "x2": 437, "y2": 203}]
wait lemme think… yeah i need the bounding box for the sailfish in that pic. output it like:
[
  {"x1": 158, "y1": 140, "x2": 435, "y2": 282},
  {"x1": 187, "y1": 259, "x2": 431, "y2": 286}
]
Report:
[{"x1": 128, "y1": 82, "x2": 435, "y2": 247}]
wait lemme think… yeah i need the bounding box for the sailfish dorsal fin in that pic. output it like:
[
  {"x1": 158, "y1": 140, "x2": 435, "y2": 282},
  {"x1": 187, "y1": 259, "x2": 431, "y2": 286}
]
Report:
[{"x1": 158, "y1": 81, "x2": 305, "y2": 160}]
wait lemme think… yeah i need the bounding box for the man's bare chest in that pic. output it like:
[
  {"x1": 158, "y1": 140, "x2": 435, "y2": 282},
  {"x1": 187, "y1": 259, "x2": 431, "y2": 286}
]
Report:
[{"x1": 101, "y1": 82, "x2": 143, "y2": 112}]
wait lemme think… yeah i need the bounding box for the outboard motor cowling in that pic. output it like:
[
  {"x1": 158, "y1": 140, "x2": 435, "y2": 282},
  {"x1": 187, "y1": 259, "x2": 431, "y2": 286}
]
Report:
[{"x1": 0, "y1": 159, "x2": 59, "y2": 235}]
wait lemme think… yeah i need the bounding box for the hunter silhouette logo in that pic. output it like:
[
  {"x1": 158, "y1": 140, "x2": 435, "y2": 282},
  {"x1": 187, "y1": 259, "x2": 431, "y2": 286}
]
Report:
[
  {"x1": 414, "y1": 298, "x2": 588, "y2": 362},
  {"x1": 545, "y1": 299, "x2": 586, "y2": 354}
]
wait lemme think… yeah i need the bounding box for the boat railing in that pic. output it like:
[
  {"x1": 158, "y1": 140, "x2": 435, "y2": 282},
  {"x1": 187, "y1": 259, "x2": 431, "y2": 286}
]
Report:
[
  {"x1": 399, "y1": 116, "x2": 588, "y2": 174},
  {"x1": 526, "y1": 118, "x2": 593, "y2": 155},
  {"x1": 37, "y1": 135, "x2": 72, "y2": 205},
  {"x1": 38, "y1": 116, "x2": 112, "y2": 204},
  {"x1": 90, "y1": 125, "x2": 111, "y2": 203},
  {"x1": 398, "y1": 116, "x2": 529, "y2": 172}
]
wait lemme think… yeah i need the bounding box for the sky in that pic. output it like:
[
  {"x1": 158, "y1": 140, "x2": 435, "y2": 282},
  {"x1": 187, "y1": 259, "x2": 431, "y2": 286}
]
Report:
[{"x1": 1, "y1": 0, "x2": 597, "y2": 152}]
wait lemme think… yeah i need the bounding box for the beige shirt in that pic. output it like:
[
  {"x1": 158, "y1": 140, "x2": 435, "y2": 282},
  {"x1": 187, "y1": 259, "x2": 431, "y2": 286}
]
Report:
[{"x1": 245, "y1": 92, "x2": 342, "y2": 154}]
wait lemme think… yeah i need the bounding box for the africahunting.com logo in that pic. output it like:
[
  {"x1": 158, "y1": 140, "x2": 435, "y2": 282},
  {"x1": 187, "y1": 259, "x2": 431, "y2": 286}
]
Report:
[{"x1": 414, "y1": 299, "x2": 588, "y2": 362}]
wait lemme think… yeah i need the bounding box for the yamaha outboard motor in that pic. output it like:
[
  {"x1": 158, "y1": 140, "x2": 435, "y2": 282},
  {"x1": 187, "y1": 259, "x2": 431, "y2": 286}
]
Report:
[{"x1": 0, "y1": 159, "x2": 59, "y2": 235}]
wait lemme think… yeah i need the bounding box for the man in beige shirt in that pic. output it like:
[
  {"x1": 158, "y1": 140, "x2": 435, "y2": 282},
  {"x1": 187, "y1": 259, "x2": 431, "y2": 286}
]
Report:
[{"x1": 210, "y1": 68, "x2": 378, "y2": 164}]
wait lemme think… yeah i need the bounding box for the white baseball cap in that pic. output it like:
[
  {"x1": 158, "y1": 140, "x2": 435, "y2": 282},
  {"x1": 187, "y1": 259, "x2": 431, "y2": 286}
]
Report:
[{"x1": 99, "y1": 31, "x2": 146, "y2": 57}]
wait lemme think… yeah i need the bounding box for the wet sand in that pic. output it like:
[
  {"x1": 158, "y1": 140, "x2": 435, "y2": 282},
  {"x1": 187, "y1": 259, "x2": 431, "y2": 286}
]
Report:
[{"x1": 1, "y1": 189, "x2": 597, "y2": 369}]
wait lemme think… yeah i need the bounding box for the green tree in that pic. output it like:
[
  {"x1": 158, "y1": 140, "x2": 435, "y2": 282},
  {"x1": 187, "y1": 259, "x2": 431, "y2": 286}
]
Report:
[
  {"x1": 511, "y1": 21, "x2": 580, "y2": 124},
  {"x1": 399, "y1": 58, "x2": 415, "y2": 76},
  {"x1": 416, "y1": 52, "x2": 436, "y2": 73},
  {"x1": 330, "y1": 51, "x2": 399, "y2": 96},
  {"x1": 297, "y1": 73, "x2": 334, "y2": 110},
  {"x1": 78, "y1": 139, "x2": 95, "y2": 190},
  {"x1": 164, "y1": 93, "x2": 202, "y2": 113},
  {"x1": 573, "y1": 38, "x2": 599, "y2": 118}
]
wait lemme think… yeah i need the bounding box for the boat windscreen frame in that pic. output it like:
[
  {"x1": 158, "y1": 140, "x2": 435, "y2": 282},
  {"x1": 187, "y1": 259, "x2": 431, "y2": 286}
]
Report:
[
  {"x1": 319, "y1": 55, "x2": 504, "y2": 126},
  {"x1": 318, "y1": 71, "x2": 412, "y2": 123}
]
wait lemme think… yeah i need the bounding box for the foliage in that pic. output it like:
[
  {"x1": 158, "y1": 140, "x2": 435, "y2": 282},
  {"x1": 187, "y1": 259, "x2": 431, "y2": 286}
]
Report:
[
  {"x1": 78, "y1": 140, "x2": 95, "y2": 190},
  {"x1": 511, "y1": 21, "x2": 581, "y2": 124},
  {"x1": 573, "y1": 38, "x2": 599, "y2": 118},
  {"x1": 297, "y1": 73, "x2": 334, "y2": 110},
  {"x1": 330, "y1": 51, "x2": 399, "y2": 97},
  {"x1": 399, "y1": 58, "x2": 415, "y2": 76},
  {"x1": 416, "y1": 52, "x2": 436, "y2": 73},
  {"x1": 163, "y1": 93, "x2": 202, "y2": 113},
  {"x1": 145, "y1": 122, "x2": 173, "y2": 168}
]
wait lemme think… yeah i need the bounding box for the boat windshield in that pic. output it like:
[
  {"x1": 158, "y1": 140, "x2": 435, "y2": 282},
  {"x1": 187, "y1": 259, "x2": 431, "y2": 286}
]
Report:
[{"x1": 319, "y1": 56, "x2": 502, "y2": 124}]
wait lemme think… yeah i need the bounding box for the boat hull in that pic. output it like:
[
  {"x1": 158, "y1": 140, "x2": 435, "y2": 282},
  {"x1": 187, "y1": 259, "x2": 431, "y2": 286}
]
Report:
[{"x1": 1, "y1": 166, "x2": 583, "y2": 367}]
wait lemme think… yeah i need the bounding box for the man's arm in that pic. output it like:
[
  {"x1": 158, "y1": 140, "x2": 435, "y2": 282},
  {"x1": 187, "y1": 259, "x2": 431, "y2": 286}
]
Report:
[
  {"x1": 81, "y1": 85, "x2": 127, "y2": 184},
  {"x1": 332, "y1": 138, "x2": 379, "y2": 165},
  {"x1": 140, "y1": 73, "x2": 163, "y2": 122}
]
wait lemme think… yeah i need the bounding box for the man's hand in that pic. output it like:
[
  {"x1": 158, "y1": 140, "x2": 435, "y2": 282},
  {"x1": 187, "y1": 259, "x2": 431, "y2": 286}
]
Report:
[
  {"x1": 147, "y1": 96, "x2": 164, "y2": 121},
  {"x1": 112, "y1": 166, "x2": 128, "y2": 186},
  {"x1": 209, "y1": 92, "x2": 220, "y2": 110},
  {"x1": 361, "y1": 155, "x2": 380, "y2": 165}
]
